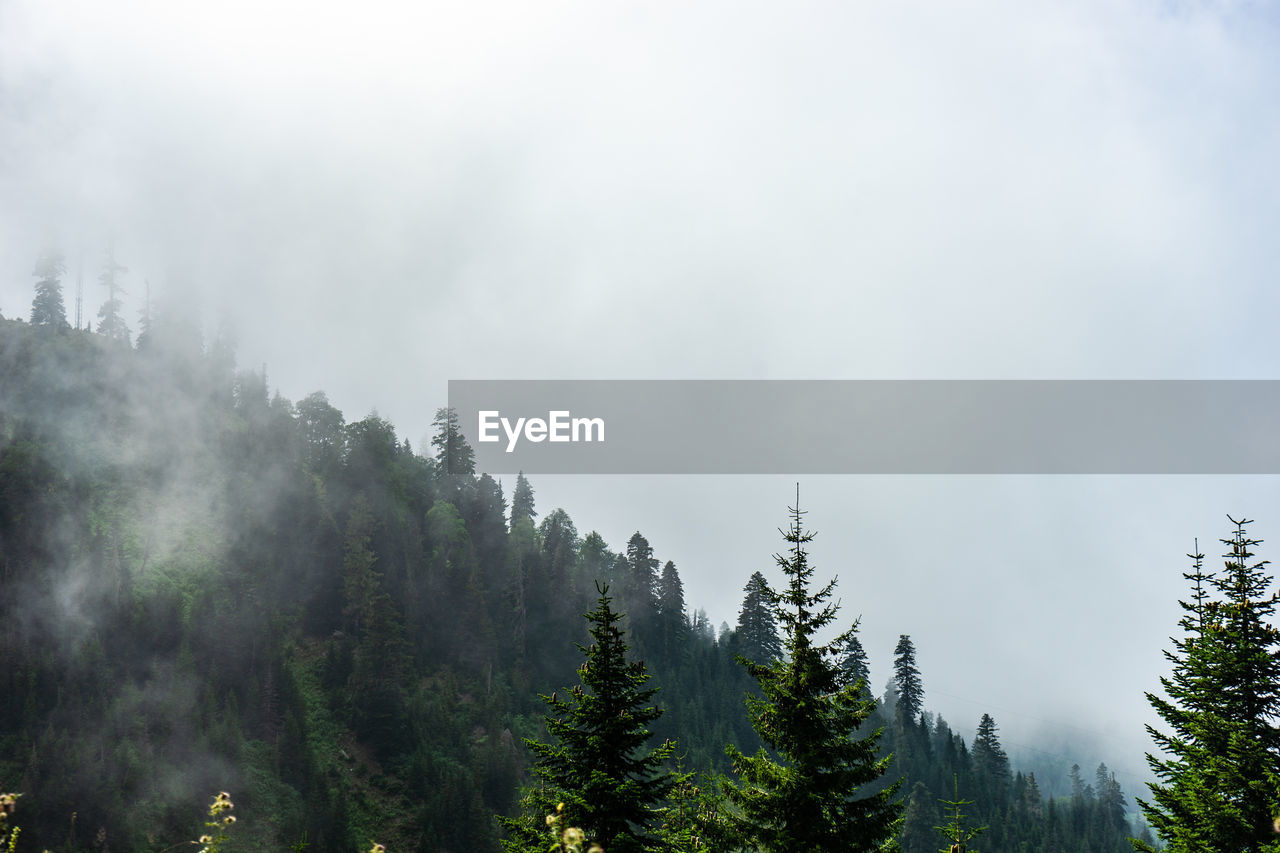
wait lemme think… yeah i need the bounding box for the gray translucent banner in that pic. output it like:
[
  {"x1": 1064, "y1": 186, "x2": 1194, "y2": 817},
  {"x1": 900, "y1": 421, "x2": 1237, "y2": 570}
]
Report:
[{"x1": 447, "y1": 380, "x2": 1280, "y2": 474}]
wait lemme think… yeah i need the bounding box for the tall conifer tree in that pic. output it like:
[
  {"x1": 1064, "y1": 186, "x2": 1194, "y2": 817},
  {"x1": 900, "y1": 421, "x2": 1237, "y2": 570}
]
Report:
[
  {"x1": 656, "y1": 560, "x2": 687, "y2": 667},
  {"x1": 972, "y1": 713, "x2": 1011, "y2": 810},
  {"x1": 510, "y1": 471, "x2": 536, "y2": 530},
  {"x1": 30, "y1": 249, "x2": 69, "y2": 328},
  {"x1": 1138, "y1": 518, "x2": 1280, "y2": 852},
  {"x1": 431, "y1": 406, "x2": 476, "y2": 479},
  {"x1": 736, "y1": 570, "x2": 782, "y2": 664},
  {"x1": 504, "y1": 585, "x2": 676, "y2": 853},
  {"x1": 841, "y1": 635, "x2": 872, "y2": 698},
  {"x1": 96, "y1": 246, "x2": 130, "y2": 342},
  {"x1": 722, "y1": 491, "x2": 901, "y2": 851},
  {"x1": 624, "y1": 532, "x2": 659, "y2": 611},
  {"x1": 893, "y1": 634, "x2": 924, "y2": 725}
]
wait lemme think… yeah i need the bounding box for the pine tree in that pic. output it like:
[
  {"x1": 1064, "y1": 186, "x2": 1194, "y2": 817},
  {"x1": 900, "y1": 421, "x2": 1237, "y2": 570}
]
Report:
[
  {"x1": 690, "y1": 608, "x2": 714, "y2": 643},
  {"x1": 936, "y1": 775, "x2": 986, "y2": 853},
  {"x1": 296, "y1": 391, "x2": 346, "y2": 472},
  {"x1": 840, "y1": 634, "x2": 872, "y2": 696},
  {"x1": 135, "y1": 279, "x2": 153, "y2": 350},
  {"x1": 722, "y1": 491, "x2": 902, "y2": 851},
  {"x1": 524, "y1": 508, "x2": 581, "y2": 680},
  {"x1": 30, "y1": 249, "x2": 69, "y2": 329},
  {"x1": 735, "y1": 570, "x2": 782, "y2": 665},
  {"x1": 894, "y1": 634, "x2": 924, "y2": 725},
  {"x1": 510, "y1": 471, "x2": 536, "y2": 530},
  {"x1": 971, "y1": 714, "x2": 1010, "y2": 811},
  {"x1": 578, "y1": 531, "x2": 614, "y2": 593},
  {"x1": 536, "y1": 508, "x2": 581, "y2": 619},
  {"x1": 504, "y1": 584, "x2": 676, "y2": 853},
  {"x1": 340, "y1": 496, "x2": 409, "y2": 757},
  {"x1": 96, "y1": 247, "x2": 130, "y2": 342},
  {"x1": 1094, "y1": 763, "x2": 1125, "y2": 835},
  {"x1": 468, "y1": 473, "x2": 510, "y2": 603},
  {"x1": 1069, "y1": 763, "x2": 1085, "y2": 808},
  {"x1": 899, "y1": 781, "x2": 938, "y2": 853},
  {"x1": 431, "y1": 406, "x2": 476, "y2": 479},
  {"x1": 1137, "y1": 518, "x2": 1280, "y2": 853},
  {"x1": 1021, "y1": 772, "x2": 1043, "y2": 821},
  {"x1": 624, "y1": 532, "x2": 659, "y2": 611},
  {"x1": 656, "y1": 560, "x2": 687, "y2": 667}
]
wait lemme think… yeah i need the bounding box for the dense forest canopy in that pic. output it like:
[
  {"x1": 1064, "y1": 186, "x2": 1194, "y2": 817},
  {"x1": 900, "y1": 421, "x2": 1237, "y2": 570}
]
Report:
[{"x1": 0, "y1": 298, "x2": 1246, "y2": 852}]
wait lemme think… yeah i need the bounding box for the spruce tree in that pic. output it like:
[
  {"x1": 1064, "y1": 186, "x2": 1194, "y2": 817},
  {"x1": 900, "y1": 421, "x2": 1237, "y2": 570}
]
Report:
[
  {"x1": 96, "y1": 247, "x2": 130, "y2": 342},
  {"x1": 735, "y1": 570, "x2": 782, "y2": 664},
  {"x1": 30, "y1": 249, "x2": 69, "y2": 329},
  {"x1": 893, "y1": 634, "x2": 924, "y2": 725},
  {"x1": 936, "y1": 776, "x2": 986, "y2": 853},
  {"x1": 510, "y1": 471, "x2": 536, "y2": 530},
  {"x1": 899, "y1": 781, "x2": 938, "y2": 853},
  {"x1": 135, "y1": 279, "x2": 154, "y2": 350},
  {"x1": 840, "y1": 634, "x2": 872, "y2": 697},
  {"x1": 1095, "y1": 763, "x2": 1126, "y2": 835},
  {"x1": 624, "y1": 531, "x2": 659, "y2": 611},
  {"x1": 722, "y1": 491, "x2": 902, "y2": 851},
  {"x1": 1137, "y1": 518, "x2": 1280, "y2": 852},
  {"x1": 504, "y1": 584, "x2": 676, "y2": 853},
  {"x1": 971, "y1": 713, "x2": 1011, "y2": 811},
  {"x1": 656, "y1": 560, "x2": 687, "y2": 667},
  {"x1": 431, "y1": 406, "x2": 476, "y2": 478},
  {"x1": 340, "y1": 496, "x2": 409, "y2": 757}
]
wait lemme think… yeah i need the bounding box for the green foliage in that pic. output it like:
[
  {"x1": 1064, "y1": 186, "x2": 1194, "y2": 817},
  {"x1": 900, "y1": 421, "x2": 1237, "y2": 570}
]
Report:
[
  {"x1": 652, "y1": 770, "x2": 713, "y2": 853},
  {"x1": 504, "y1": 586, "x2": 676, "y2": 853},
  {"x1": 934, "y1": 777, "x2": 985, "y2": 853},
  {"x1": 735, "y1": 570, "x2": 782, "y2": 665},
  {"x1": 1137, "y1": 519, "x2": 1280, "y2": 853},
  {"x1": 95, "y1": 247, "x2": 130, "y2": 343},
  {"x1": 432, "y1": 407, "x2": 475, "y2": 481},
  {"x1": 722, "y1": 492, "x2": 902, "y2": 852},
  {"x1": 841, "y1": 635, "x2": 872, "y2": 698},
  {"x1": 510, "y1": 472, "x2": 536, "y2": 531},
  {"x1": 30, "y1": 249, "x2": 69, "y2": 329},
  {"x1": 622, "y1": 532, "x2": 658, "y2": 614},
  {"x1": 893, "y1": 635, "x2": 924, "y2": 725},
  {"x1": 970, "y1": 714, "x2": 1010, "y2": 813}
]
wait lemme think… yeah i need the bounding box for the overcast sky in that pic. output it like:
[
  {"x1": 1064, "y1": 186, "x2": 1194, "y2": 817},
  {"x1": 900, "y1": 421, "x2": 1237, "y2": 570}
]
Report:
[{"x1": 5, "y1": 0, "x2": 1280, "y2": 793}]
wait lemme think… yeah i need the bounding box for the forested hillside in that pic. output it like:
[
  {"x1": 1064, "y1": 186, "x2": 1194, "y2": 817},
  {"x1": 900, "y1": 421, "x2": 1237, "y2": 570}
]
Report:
[{"x1": 0, "y1": 309, "x2": 1149, "y2": 852}]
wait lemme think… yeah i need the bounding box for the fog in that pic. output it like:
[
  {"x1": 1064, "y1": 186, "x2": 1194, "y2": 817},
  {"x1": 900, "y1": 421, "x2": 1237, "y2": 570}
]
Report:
[{"x1": 5, "y1": 0, "x2": 1280, "y2": 793}]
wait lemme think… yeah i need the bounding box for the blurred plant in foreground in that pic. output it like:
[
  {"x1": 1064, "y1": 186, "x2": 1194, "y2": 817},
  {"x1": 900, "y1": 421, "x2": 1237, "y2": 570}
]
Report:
[
  {"x1": 194, "y1": 791, "x2": 237, "y2": 853},
  {"x1": 1, "y1": 793, "x2": 24, "y2": 853},
  {"x1": 545, "y1": 802, "x2": 601, "y2": 853}
]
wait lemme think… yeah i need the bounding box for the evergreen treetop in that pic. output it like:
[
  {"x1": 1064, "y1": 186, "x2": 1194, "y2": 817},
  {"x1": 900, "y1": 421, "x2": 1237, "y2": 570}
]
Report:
[
  {"x1": 735, "y1": 570, "x2": 782, "y2": 665},
  {"x1": 624, "y1": 531, "x2": 659, "y2": 610},
  {"x1": 841, "y1": 634, "x2": 872, "y2": 697},
  {"x1": 511, "y1": 471, "x2": 536, "y2": 530},
  {"x1": 506, "y1": 584, "x2": 676, "y2": 853},
  {"x1": 96, "y1": 246, "x2": 130, "y2": 343},
  {"x1": 723, "y1": 490, "x2": 902, "y2": 852},
  {"x1": 1137, "y1": 517, "x2": 1280, "y2": 853},
  {"x1": 30, "y1": 248, "x2": 69, "y2": 329},
  {"x1": 894, "y1": 634, "x2": 924, "y2": 725},
  {"x1": 431, "y1": 406, "x2": 476, "y2": 479}
]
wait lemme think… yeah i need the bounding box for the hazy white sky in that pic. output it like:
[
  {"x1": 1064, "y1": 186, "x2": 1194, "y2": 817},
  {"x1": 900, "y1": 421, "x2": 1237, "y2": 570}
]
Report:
[{"x1": 5, "y1": 0, "x2": 1280, "y2": 791}]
